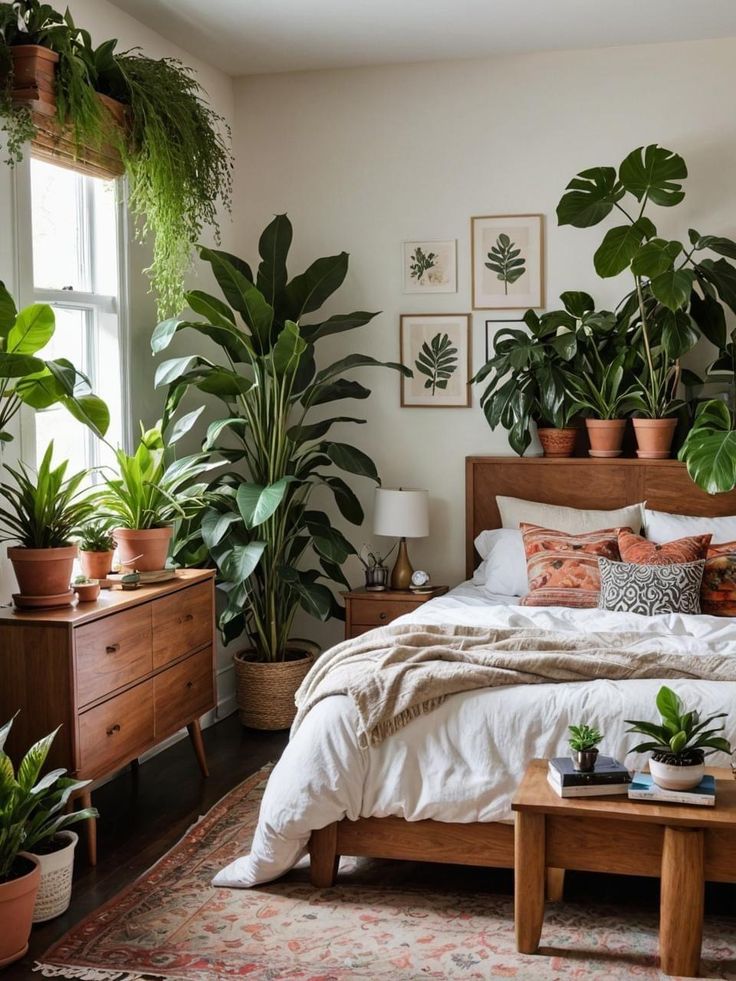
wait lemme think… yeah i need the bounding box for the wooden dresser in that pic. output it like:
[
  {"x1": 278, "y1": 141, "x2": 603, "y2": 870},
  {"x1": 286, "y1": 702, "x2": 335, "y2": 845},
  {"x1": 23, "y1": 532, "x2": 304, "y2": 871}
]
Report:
[{"x1": 0, "y1": 569, "x2": 216, "y2": 864}]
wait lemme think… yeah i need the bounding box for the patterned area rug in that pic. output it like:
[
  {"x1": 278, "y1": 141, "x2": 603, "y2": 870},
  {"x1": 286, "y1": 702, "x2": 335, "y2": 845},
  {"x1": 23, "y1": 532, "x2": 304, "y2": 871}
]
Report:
[{"x1": 35, "y1": 765, "x2": 736, "y2": 981}]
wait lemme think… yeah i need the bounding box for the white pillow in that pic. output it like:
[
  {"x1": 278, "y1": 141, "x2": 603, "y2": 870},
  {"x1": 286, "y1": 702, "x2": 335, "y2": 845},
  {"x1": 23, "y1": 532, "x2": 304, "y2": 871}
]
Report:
[
  {"x1": 472, "y1": 527, "x2": 528, "y2": 596},
  {"x1": 496, "y1": 495, "x2": 645, "y2": 535},
  {"x1": 644, "y1": 508, "x2": 736, "y2": 545}
]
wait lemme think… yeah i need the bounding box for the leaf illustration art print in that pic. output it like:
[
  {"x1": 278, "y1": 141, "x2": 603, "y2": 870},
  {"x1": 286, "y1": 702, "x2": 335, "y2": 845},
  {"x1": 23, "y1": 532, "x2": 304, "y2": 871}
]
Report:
[
  {"x1": 414, "y1": 332, "x2": 458, "y2": 395},
  {"x1": 485, "y1": 233, "x2": 526, "y2": 294},
  {"x1": 409, "y1": 246, "x2": 438, "y2": 284}
]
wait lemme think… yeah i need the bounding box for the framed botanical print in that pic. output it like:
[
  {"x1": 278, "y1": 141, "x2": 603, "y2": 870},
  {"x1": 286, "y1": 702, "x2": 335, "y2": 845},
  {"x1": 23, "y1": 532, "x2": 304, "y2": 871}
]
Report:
[
  {"x1": 400, "y1": 313, "x2": 471, "y2": 408},
  {"x1": 402, "y1": 240, "x2": 457, "y2": 293},
  {"x1": 471, "y1": 214, "x2": 544, "y2": 310}
]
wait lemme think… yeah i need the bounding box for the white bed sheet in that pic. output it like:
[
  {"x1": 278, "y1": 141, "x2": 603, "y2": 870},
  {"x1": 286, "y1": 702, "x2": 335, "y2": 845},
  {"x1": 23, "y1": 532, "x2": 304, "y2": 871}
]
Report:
[{"x1": 213, "y1": 582, "x2": 736, "y2": 888}]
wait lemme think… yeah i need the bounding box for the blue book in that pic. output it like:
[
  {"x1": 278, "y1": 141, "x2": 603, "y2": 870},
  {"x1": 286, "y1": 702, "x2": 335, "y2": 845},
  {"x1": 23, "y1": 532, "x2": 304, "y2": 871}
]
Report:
[{"x1": 628, "y1": 772, "x2": 716, "y2": 807}]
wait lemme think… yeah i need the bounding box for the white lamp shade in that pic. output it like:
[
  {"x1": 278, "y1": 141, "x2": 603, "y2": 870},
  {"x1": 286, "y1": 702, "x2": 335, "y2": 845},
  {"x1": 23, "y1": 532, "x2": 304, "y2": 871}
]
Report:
[{"x1": 373, "y1": 488, "x2": 429, "y2": 539}]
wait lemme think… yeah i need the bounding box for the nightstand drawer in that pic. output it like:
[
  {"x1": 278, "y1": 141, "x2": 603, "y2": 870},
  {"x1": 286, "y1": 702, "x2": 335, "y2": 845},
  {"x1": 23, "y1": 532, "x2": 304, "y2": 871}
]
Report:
[{"x1": 350, "y1": 598, "x2": 419, "y2": 625}]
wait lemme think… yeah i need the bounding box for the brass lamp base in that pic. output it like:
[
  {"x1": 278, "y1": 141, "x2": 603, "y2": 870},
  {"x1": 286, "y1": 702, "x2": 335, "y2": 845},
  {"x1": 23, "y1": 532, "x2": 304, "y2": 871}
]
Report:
[{"x1": 390, "y1": 537, "x2": 414, "y2": 590}]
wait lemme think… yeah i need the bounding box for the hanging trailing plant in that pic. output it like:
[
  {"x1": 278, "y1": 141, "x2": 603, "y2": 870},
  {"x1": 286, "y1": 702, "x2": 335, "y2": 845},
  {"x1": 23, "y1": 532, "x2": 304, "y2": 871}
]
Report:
[{"x1": 0, "y1": 1, "x2": 233, "y2": 318}]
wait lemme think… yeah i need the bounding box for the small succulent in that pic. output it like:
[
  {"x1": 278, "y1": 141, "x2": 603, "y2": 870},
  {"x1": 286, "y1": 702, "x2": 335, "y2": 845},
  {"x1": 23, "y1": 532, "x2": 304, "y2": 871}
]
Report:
[
  {"x1": 77, "y1": 521, "x2": 116, "y2": 553},
  {"x1": 626, "y1": 685, "x2": 732, "y2": 764},
  {"x1": 568, "y1": 723, "x2": 602, "y2": 752}
]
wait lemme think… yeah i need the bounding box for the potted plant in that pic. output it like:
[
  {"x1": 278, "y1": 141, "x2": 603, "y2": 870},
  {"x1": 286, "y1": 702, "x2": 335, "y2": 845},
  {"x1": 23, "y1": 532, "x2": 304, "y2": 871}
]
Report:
[
  {"x1": 358, "y1": 543, "x2": 396, "y2": 591},
  {"x1": 0, "y1": 443, "x2": 93, "y2": 607},
  {"x1": 0, "y1": 283, "x2": 108, "y2": 443},
  {"x1": 151, "y1": 214, "x2": 410, "y2": 729},
  {"x1": 626, "y1": 685, "x2": 732, "y2": 791},
  {"x1": 568, "y1": 723, "x2": 602, "y2": 772},
  {"x1": 472, "y1": 294, "x2": 586, "y2": 457},
  {"x1": 0, "y1": 4, "x2": 233, "y2": 318},
  {"x1": 557, "y1": 144, "x2": 736, "y2": 461},
  {"x1": 96, "y1": 414, "x2": 217, "y2": 572},
  {"x1": 72, "y1": 574, "x2": 99, "y2": 602},
  {"x1": 0, "y1": 715, "x2": 97, "y2": 961},
  {"x1": 76, "y1": 521, "x2": 115, "y2": 578}
]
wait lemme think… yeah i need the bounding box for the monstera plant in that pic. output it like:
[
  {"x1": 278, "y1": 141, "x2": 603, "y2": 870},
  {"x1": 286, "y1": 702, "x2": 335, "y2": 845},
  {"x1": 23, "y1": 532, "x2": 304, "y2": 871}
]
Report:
[
  {"x1": 152, "y1": 215, "x2": 409, "y2": 668},
  {"x1": 557, "y1": 144, "x2": 736, "y2": 468}
]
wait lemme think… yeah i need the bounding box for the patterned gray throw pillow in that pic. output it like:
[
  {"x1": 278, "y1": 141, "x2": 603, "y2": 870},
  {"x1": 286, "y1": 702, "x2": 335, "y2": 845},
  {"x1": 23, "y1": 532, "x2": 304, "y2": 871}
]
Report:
[{"x1": 598, "y1": 557, "x2": 705, "y2": 616}]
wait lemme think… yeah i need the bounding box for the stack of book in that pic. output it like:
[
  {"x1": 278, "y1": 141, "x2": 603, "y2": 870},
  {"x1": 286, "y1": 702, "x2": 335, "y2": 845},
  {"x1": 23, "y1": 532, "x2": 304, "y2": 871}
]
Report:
[
  {"x1": 627, "y1": 773, "x2": 716, "y2": 807},
  {"x1": 547, "y1": 756, "x2": 631, "y2": 797}
]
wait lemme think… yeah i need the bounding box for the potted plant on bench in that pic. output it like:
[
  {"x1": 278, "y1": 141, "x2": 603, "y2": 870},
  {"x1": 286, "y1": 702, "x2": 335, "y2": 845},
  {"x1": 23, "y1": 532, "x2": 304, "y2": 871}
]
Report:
[{"x1": 626, "y1": 685, "x2": 732, "y2": 791}]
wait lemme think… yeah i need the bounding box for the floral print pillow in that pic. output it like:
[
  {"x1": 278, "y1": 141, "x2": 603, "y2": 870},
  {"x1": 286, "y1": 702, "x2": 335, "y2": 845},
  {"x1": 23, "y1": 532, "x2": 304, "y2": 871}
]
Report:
[{"x1": 702, "y1": 542, "x2": 736, "y2": 617}]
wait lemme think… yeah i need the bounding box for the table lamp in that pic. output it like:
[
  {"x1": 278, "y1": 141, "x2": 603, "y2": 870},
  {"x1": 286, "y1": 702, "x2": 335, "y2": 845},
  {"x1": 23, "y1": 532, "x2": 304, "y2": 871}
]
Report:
[{"x1": 373, "y1": 488, "x2": 429, "y2": 590}]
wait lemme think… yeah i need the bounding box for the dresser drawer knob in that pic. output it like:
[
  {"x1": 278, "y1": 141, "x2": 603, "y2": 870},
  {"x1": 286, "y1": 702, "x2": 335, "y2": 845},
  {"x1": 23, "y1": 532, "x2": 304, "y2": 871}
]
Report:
[
  {"x1": 105, "y1": 643, "x2": 120, "y2": 654},
  {"x1": 186, "y1": 680, "x2": 194, "y2": 689},
  {"x1": 378, "y1": 611, "x2": 388, "y2": 621},
  {"x1": 106, "y1": 723, "x2": 121, "y2": 736},
  {"x1": 178, "y1": 613, "x2": 194, "y2": 624}
]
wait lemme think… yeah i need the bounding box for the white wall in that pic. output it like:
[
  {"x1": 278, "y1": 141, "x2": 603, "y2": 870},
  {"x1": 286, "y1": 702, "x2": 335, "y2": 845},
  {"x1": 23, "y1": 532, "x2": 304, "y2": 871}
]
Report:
[{"x1": 232, "y1": 36, "x2": 736, "y2": 649}]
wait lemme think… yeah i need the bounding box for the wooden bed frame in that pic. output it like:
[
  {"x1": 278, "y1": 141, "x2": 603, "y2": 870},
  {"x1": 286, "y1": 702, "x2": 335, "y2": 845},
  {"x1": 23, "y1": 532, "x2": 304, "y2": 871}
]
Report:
[{"x1": 308, "y1": 456, "x2": 736, "y2": 887}]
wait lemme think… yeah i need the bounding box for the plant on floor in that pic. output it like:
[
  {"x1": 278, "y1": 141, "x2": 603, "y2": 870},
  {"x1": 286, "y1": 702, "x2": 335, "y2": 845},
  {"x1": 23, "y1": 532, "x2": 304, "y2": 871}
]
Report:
[
  {"x1": 0, "y1": 282, "x2": 109, "y2": 443},
  {"x1": 557, "y1": 143, "x2": 736, "y2": 463},
  {"x1": 0, "y1": 6, "x2": 232, "y2": 318},
  {"x1": 626, "y1": 686, "x2": 732, "y2": 763},
  {"x1": 568, "y1": 723, "x2": 602, "y2": 752},
  {"x1": 151, "y1": 214, "x2": 410, "y2": 662}
]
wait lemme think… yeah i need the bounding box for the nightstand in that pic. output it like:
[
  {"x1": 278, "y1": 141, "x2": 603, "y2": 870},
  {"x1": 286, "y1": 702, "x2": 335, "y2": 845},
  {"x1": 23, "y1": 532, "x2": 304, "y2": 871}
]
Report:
[{"x1": 343, "y1": 586, "x2": 449, "y2": 639}]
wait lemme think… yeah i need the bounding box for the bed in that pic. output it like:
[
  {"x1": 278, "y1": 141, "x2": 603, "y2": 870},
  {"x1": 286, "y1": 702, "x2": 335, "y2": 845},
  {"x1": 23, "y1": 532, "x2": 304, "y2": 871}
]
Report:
[{"x1": 213, "y1": 456, "x2": 736, "y2": 890}]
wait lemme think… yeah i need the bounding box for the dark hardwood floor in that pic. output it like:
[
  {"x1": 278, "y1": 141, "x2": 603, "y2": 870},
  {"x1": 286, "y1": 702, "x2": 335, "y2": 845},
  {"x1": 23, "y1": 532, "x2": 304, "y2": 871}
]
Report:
[
  {"x1": 5, "y1": 714, "x2": 735, "y2": 980},
  {"x1": 5, "y1": 714, "x2": 288, "y2": 981}
]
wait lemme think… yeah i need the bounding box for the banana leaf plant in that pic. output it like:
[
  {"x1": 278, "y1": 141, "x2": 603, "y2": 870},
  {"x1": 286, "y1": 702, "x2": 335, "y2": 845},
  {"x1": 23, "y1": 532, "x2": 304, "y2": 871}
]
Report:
[
  {"x1": 558, "y1": 144, "x2": 736, "y2": 490},
  {"x1": 472, "y1": 291, "x2": 621, "y2": 454},
  {"x1": 0, "y1": 282, "x2": 109, "y2": 442},
  {"x1": 151, "y1": 214, "x2": 410, "y2": 660}
]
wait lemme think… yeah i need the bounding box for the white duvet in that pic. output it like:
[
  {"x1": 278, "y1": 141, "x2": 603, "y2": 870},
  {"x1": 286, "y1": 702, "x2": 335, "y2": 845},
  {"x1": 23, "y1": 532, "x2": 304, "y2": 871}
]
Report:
[{"x1": 213, "y1": 583, "x2": 736, "y2": 888}]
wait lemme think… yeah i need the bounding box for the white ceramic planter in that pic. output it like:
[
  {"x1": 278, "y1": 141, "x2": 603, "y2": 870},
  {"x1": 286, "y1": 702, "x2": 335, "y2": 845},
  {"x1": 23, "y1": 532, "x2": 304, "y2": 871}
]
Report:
[
  {"x1": 29, "y1": 830, "x2": 78, "y2": 922},
  {"x1": 649, "y1": 757, "x2": 705, "y2": 792}
]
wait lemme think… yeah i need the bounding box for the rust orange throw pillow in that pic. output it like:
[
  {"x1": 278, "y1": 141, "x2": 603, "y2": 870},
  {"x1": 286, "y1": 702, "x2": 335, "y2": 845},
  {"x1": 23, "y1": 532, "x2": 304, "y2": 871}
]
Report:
[
  {"x1": 702, "y1": 542, "x2": 736, "y2": 616},
  {"x1": 618, "y1": 529, "x2": 711, "y2": 565},
  {"x1": 519, "y1": 523, "x2": 623, "y2": 608}
]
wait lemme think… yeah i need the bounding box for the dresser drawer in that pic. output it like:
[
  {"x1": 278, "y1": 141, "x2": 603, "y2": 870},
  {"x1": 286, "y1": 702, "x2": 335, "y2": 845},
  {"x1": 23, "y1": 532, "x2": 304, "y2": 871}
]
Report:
[
  {"x1": 154, "y1": 648, "x2": 214, "y2": 738},
  {"x1": 78, "y1": 681, "x2": 154, "y2": 777},
  {"x1": 152, "y1": 582, "x2": 212, "y2": 669},
  {"x1": 75, "y1": 606, "x2": 153, "y2": 707},
  {"x1": 350, "y1": 598, "x2": 419, "y2": 626}
]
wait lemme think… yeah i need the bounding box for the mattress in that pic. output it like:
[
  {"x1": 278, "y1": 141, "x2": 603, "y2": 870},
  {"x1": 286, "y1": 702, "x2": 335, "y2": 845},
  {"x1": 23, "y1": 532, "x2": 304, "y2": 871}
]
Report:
[{"x1": 214, "y1": 581, "x2": 736, "y2": 888}]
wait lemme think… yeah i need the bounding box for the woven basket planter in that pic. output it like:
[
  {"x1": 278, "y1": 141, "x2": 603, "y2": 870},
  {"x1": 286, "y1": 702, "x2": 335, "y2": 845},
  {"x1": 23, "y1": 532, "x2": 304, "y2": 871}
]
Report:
[
  {"x1": 29, "y1": 830, "x2": 77, "y2": 923},
  {"x1": 234, "y1": 643, "x2": 317, "y2": 730}
]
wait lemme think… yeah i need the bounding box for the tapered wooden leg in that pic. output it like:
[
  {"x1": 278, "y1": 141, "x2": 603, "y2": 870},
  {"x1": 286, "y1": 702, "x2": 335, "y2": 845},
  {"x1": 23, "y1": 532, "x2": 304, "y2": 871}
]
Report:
[
  {"x1": 515, "y1": 811, "x2": 546, "y2": 954},
  {"x1": 309, "y1": 823, "x2": 340, "y2": 887},
  {"x1": 80, "y1": 789, "x2": 97, "y2": 866},
  {"x1": 187, "y1": 720, "x2": 209, "y2": 778},
  {"x1": 660, "y1": 826, "x2": 704, "y2": 978},
  {"x1": 545, "y1": 867, "x2": 565, "y2": 902}
]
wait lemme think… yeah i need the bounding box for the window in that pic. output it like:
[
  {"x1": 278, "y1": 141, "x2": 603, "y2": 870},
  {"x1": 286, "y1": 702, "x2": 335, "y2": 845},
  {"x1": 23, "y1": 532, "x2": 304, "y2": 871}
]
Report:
[{"x1": 26, "y1": 158, "x2": 127, "y2": 475}]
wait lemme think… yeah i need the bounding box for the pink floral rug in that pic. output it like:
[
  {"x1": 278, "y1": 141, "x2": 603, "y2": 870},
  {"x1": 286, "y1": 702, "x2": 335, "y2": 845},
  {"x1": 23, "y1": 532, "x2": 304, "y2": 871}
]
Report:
[{"x1": 35, "y1": 765, "x2": 736, "y2": 981}]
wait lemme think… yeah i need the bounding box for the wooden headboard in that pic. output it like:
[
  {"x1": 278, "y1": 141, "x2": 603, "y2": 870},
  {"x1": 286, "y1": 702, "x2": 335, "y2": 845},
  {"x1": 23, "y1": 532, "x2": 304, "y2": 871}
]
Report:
[{"x1": 465, "y1": 456, "x2": 736, "y2": 578}]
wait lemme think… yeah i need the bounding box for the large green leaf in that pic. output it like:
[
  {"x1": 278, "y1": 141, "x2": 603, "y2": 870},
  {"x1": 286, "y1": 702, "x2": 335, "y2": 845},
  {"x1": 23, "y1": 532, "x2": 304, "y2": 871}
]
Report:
[
  {"x1": 0, "y1": 281, "x2": 17, "y2": 337},
  {"x1": 631, "y1": 238, "x2": 682, "y2": 278},
  {"x1": 271, "y1": 320, "x2": 307, "y2": 376},
  {"x1": 0, "y1": 352, "x2": 46, "y2": 378},
  {"x1": 256, "y1": 213, "x2": 292, "y2": 308},
  {"x1": 287, "y1": 416, "x2": 365, "y2": 445},
  {"x1": 660, "y1": 310, "x2": 699, "y2": 359},
  {"x1": 7, "y1": 303, "x2": 54, "y2": 354},
  {"x1": 303, "y1": 378, "x2": 371, "y2": 406},
  {"x1": 62, "y1": 394, "x2": 110, "y2": 437},
  {"x1": 286, "y1": 253, "x2": 349, "y2": 320},
  {"x1": 679, "y1": 399, "x2": 736, "y2": 493},
  {"x1": 220, "y1": 541, "x2": 267, "y2": 583},
  {"x1": 556, "y1": 166, "x2": 625, "y2": 228},
  {"x1": 559, "y1": 291, "x2": 594, "y2": 317},
  {"x1": 237, "y1": 477, "x2": 294, "y2": 528},
  {"x1": 186, "y1": 290, "x2": 236, "y2": 329},
  {"x1": 300, "y1": 311, "x2": 378, "y2": 344},
  {"x1": 155, "y1": 355, "x2": 209, "y2": 388},
  {"x1": 650, "y1": 267, "x2": 695, "y2": 312},
  {"x1": 201, "y1": 509, "x2": 241, "y2": 548},
  {"x1": 197, "y1": 246, "x2": 254, "y2": 294},
  {"x1": 314, "y1": 353, "x2": 410, "y2": 385},
  {"x1": 594, "y1": 218, "x2": 656, "y2": 278},
  {"x1": 204, "y1": 417, "x2": 249, "y2": 450},
  {"x1": 698, "y1": 258, "x2": 736, "y2": 316},
  {"x1": 689, "y1": 230, "x2": 736, "y2": 259},
  {"x1": 655, "y1": 686, "x2": 681, "y2": 725},
  {"x1": 323, "y1": 441, "x2": 379, "y2": 482},
  {"x1": 198, "y1": 247, "x2": 273, "y2": 349},
  {"x1": 618, "y1": 145, "x2": 687, "y2": 206},
  {"x1": 321, "y1": 474, "x2": 364, "y2": 524},
  {"x1": 689, "y1": 289, "x2": 728, "y2": 350}
]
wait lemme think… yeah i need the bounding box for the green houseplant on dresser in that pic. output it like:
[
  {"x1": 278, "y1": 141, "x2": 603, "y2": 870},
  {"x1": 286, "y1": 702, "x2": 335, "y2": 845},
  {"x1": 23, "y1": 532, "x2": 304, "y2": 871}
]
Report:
[
  {"x1": 0, "y1": 715, "x2": 97, "y2": 965},
  {"x1": 152, "y1": 214, "x2": 410, "y2": 729}
]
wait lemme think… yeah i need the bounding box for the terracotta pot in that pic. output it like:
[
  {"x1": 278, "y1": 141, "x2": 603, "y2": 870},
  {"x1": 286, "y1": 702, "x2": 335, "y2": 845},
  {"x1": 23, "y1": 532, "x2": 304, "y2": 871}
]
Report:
[
  {"x1": 586, "y1": 418, "x2": 627, "y2": 458},
  {"x1": 0, "y1": 854, "x2": 41, "y2": 968},
  {"x1": 632, "y1": 417, "x2": 677, "y2": 459},
  {"x1": 537, "y1": 427, "x2": 577, "y2": 458},
  {"x1": 9, "y1": 45, "x2": 58, "y2": 116},
  {"x1": 234, "y1": 644, "x2": 317, "y2": 730},
  {"x1": 74, "y1": 581, "x2": 100, "y2": 602},
  {"x1": 79, "y1": 549, "x2": 114, "y2": 579},
  {"x1": 8, "y1": 545, "x2": 77, "y2": 598},
  {"x1": 29, "y1": 831, "x2": 77, "y2": 923},
  {"x1": 113, "y1": 526, "x2": 173, "y2": 572}
]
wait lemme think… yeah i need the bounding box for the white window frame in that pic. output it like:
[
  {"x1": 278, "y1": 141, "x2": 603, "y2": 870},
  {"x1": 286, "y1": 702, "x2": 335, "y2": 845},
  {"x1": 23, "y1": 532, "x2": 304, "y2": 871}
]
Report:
[{"x1": 11, "y1": 154, "x2": 132, "y2": 464}]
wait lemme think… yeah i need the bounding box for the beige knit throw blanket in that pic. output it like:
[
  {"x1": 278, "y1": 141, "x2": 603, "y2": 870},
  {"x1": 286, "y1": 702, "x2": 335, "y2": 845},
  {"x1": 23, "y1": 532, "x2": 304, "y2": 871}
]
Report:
[{"x1": 292, "y1": 623, "x2": 736, "y2": 748}]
